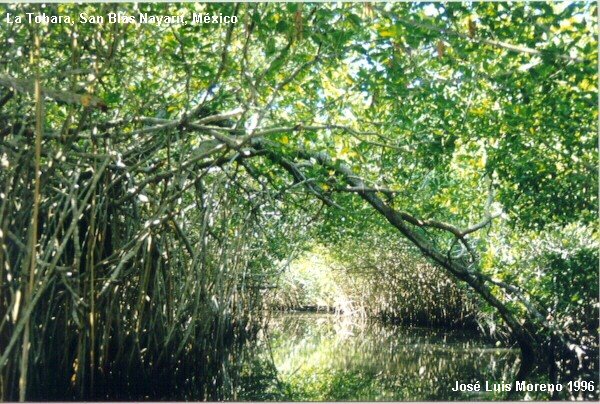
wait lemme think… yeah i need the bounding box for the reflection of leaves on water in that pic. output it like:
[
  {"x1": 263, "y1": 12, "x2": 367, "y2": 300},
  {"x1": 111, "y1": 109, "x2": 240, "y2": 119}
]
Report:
[{"x1": 238, "y1": 313, "x2": 521, "y2": 400}]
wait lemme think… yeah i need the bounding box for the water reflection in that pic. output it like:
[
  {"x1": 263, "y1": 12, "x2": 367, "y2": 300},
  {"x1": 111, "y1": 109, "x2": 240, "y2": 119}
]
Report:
[{"x1": 237, "y1": 313, "x2": 521, "y2": 400}]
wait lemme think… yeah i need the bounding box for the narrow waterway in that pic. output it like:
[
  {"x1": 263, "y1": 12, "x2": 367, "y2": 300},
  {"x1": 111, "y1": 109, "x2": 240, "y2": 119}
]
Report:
[{"x1": 237, "y1": 313, "x2": 521, "y2": 400}]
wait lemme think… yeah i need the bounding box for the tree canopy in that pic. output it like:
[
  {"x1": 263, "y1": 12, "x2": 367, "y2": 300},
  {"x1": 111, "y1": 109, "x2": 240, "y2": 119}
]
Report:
[{"x1": 0, "y1": 1, "x2": 597, "y2": 401}]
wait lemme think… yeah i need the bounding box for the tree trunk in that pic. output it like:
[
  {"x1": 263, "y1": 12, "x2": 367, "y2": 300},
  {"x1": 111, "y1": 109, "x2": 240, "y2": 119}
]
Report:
[{"x1": 297, "y1": 148, "x2": 542, "y2": 382}]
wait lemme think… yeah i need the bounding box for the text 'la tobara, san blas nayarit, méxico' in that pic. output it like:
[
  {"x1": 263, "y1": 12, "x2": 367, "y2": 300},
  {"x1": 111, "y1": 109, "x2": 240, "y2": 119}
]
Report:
[{"x1": 4, "y1": 11, "x2": 238, "y2": 26}]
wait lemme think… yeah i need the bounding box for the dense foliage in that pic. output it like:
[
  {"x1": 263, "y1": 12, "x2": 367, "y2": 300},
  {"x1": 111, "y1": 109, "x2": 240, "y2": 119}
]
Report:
[
  {"x1": 0, "y1": 1, "x2": 596, "y2": 400},
  {"x1": 269, "y1": 242, "x2": 481, "y2": 329}
]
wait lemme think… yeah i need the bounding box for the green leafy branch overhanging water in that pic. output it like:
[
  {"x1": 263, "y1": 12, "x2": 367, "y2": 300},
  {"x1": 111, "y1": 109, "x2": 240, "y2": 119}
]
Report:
[{"x1": 0, "y1": 1, "x2": 597, "y2": 400}]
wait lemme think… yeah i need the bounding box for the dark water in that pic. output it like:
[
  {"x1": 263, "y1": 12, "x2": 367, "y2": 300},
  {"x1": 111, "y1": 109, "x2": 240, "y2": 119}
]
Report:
[{"x1": 236, "y1": 313, "x2": 521, "y2": 400}]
